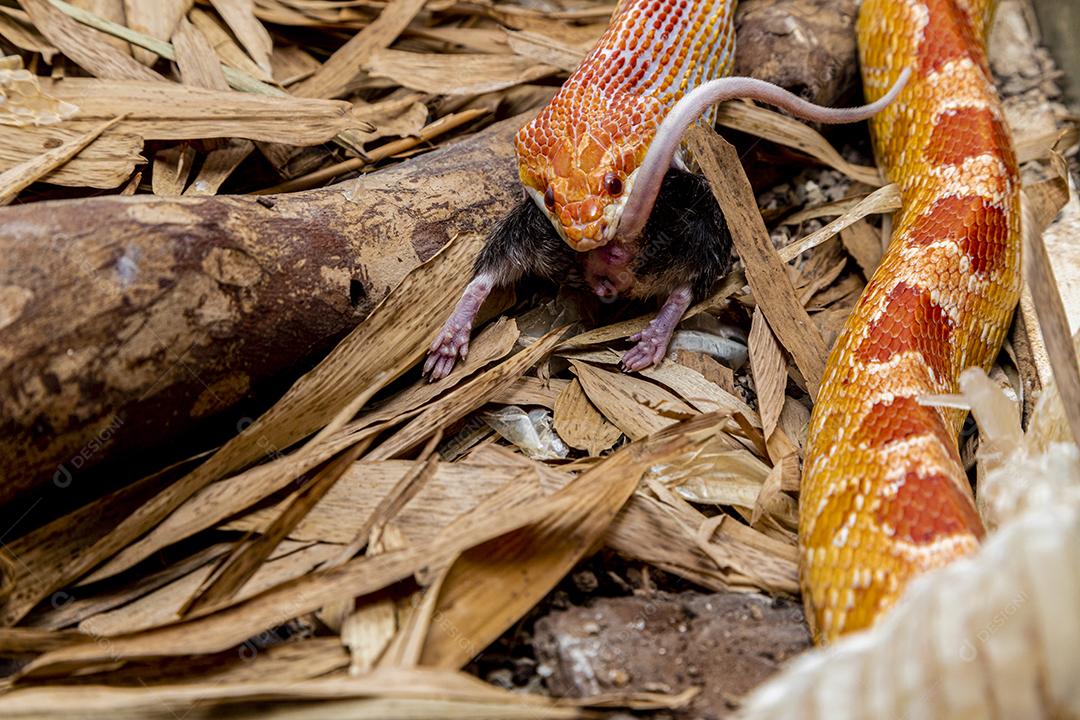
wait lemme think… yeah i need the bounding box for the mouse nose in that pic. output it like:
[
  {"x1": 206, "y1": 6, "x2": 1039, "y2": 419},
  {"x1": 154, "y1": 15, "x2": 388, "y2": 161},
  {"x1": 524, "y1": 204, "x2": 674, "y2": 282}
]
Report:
[{"x1": 593, "y1": 277, "x2": 618, "y2": 300}]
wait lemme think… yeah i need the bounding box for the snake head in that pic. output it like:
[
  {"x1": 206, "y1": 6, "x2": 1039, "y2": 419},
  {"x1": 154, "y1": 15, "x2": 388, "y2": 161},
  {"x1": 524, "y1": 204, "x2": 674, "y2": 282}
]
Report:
[{"x1": 514, "y1": 89, "x2": 659, "y2": 251}]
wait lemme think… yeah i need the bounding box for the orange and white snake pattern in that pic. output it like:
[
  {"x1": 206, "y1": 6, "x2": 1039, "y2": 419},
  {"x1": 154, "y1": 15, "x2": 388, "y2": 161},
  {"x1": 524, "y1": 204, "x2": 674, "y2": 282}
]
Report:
[
  {"x1": 514, "y1": 0, "x2": 736, "y2": 250},
  {"x1": 800, "y1": 0, "x2": 1020, "y2": 641}
]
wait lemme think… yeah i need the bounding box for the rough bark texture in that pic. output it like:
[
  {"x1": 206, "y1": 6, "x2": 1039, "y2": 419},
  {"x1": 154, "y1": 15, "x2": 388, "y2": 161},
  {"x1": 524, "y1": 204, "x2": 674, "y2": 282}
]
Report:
[
  {"x1": 734, "y1": 0, "x2": 858, "y2": 106},
  {"x1": 0, "y1": 118, "x2": 522, "y2": 506},
  {"x1": 0, "y1": 3, "x2": 861, "y2": 506}
]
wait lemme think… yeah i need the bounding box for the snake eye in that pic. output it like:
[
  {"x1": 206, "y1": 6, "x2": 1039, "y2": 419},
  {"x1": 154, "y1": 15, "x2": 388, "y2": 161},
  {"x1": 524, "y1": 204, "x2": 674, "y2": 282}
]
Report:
[
  {"x1": 544, "y1": 186, "x2": 556, "y2": 209},
  {"x1": 604, "y1": 172, "x2": 623, "y2": 196}
]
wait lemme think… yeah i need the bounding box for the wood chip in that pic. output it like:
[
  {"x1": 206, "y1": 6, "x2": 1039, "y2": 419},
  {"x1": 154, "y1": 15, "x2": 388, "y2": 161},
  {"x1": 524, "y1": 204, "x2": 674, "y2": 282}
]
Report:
[
  {"x1": 714, "y1": 100, "x2": 882, "y2": 186},
  {"x1": 368, "y1": 49, "x2": 557, "y2": 95},
  {"x1": 0, "y1": 114, "x2": 123, "y2": 204},
  {"x1": 208, "y1": 0, "x2": 272, "y2": 76},
  {"x1": 748, "y1": 308, "x2": 786, "y2": 443},
  {"x1": 839, "y1": 217, "x2": 884, "y2": 277},
  {"x1": 44, "y1": 78, "x2": 358, "y2": 144},
  {"x1": 171, "y1": 15, "x2": 230, "y2": 91},
  {"x1": 688, "y1": 126, "x2": 829, "y2": 398},
  {"x1": 149, "y1": 142, "x2": 195, "y2": 196},
  {"x1": 122, "y1": 0, "x2": 192, "y2": 65},
  {"x1": 571, "y1": 360, "x2": 693, "y2": 440}
]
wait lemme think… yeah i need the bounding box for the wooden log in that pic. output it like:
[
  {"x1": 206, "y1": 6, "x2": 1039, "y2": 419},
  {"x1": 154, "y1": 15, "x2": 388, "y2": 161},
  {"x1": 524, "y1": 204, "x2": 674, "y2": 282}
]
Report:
[
  {"x1": 0, "y1": 117, "x2": 521, "y2": 507},
  {"x1": 0, "y1": 1, "x2": 861, "y2": 507},
  {"x1": 734, "y1": 0, "x2": 858, "y2": 106}
]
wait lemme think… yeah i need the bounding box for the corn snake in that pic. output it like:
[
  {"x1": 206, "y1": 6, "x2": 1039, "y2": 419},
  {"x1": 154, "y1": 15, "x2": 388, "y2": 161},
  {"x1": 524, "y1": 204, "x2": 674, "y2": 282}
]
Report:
[
  {"x1": 800, "y1": 0, "x2": 1020, "y2": 641},
  {"x1": 427, "y1": 0, "x2": 1017, "y2": 645},
  {"x1": 427, "y1": 0, "x2": 904, "y2": 380}
]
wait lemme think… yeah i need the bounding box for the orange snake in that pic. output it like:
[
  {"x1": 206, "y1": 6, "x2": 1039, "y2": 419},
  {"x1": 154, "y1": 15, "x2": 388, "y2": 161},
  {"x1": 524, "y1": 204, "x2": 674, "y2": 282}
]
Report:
[
  {"x1": 428, "y1": 0, "x2": 1018, "y2": 644},
  {"x1": 800, "y1": 0, "x2": 1020, "y2": 641}
]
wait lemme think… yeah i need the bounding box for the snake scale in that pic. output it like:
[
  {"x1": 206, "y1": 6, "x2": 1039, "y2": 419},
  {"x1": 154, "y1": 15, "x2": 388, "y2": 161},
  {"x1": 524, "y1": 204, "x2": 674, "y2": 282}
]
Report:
[
  {"x1": 429, "y1": 0, "x2": 1019, "y2": 643},
  {"x1": 801, "y1": 0, "x2": 1019, "y2": 641}
]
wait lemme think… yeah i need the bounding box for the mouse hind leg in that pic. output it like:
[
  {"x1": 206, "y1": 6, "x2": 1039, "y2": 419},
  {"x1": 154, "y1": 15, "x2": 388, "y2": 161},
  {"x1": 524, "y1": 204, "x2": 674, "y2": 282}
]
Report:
[
  {"x1": 425, "y1": 197, "x2": 569, "y2": 380},
  {"x1": 621, "y1": 168, "x2": 733, "y2": 371}
]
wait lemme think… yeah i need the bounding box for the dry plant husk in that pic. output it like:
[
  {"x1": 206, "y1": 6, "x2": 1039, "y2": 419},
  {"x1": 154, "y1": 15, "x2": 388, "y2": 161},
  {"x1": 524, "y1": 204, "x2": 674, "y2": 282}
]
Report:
[
  {"x1": 737, "y1": 142, "x2": 1080, "y2": 720},
  {"x1": 738, "y1": 351, "x2": 1080, "y2": 720},
  {"x1": 0, "y1": 0, "x2": 1077, "y2": 714}
]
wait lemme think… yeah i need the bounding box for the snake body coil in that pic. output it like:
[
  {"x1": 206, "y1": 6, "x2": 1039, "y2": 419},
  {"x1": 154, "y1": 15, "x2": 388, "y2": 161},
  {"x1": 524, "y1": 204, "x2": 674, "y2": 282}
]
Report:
[
  {"x1": 425, "y1": 0, "x2": 1015, "y2": 644},
  {"x1": 800, "y1": 0, "x2": 1021, "y2": 641}
]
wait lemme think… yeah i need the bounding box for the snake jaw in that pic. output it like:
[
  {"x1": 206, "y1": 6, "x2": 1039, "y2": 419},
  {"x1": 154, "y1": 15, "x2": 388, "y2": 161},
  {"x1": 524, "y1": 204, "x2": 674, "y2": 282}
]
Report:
[{"x1": 522, "y1": 167, "x2": 640, "y2": 252}]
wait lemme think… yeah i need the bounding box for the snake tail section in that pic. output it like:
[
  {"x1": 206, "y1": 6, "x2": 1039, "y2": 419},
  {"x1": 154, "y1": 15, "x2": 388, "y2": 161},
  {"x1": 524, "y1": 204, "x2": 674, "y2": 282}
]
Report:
[{"x1": 799, "y1": 0, "x2": 1021, "y2": 642}]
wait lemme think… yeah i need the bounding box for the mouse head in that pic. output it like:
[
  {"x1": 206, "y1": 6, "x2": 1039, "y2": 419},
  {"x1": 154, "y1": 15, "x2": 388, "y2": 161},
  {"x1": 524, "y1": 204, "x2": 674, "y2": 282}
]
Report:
[{"x1": 514, "y1": 85, "x2": 663, "y2": 251}]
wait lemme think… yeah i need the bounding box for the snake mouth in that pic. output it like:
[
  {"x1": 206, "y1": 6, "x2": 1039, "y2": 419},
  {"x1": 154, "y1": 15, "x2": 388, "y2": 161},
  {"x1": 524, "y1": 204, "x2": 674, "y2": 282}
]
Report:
[{"x1": 525, "y1": 172, "x2": 635, "y2": 252}]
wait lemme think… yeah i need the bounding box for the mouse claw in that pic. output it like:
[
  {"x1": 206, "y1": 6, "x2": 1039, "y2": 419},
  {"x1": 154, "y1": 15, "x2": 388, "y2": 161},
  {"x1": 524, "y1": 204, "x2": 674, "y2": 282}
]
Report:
[
  {"x1": 620, "y1": 322, "x2": 673, "y2": 372},
  {"x1": 424, "y1": 323, "x2": 471, "y2": 382}
]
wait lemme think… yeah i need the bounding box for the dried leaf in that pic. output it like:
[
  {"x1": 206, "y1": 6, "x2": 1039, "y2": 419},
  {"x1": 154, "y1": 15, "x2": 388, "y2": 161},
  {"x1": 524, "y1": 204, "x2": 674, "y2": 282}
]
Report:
[
  {"x1": 21, "y1": 0, "x2": 163, "y2": 81},
  {"x1": 552, "y1": 378, "x2": 623, "y2": 454},
  {"x1": 369, "y1": 49, "x2": 557, "y2": 95},
  {"x1": 688, "y1": 126, "x2": 829, "y2": 398}
]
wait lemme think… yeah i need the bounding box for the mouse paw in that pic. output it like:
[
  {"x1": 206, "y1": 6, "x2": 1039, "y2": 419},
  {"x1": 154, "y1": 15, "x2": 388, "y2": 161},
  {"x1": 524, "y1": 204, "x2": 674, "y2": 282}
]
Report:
[
  {"x1": 424, "y1": 323, "x2": 471, "y2": 381},
  {"x1": 621, "y1": 323, "x2": 672, "y2": 372}
]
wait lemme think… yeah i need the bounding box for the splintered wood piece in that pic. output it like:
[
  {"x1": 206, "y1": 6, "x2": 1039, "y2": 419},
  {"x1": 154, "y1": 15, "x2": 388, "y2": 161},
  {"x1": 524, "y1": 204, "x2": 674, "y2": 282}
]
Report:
[
  {"x1": 21, "y1": 0, "x2": 164, "y2": 80},
  {"x1": 122, "y1": 0, "x2": 192, "y2": 65},
  {"x1": 208, "y1": 0, "x2": 272, "y2": 75},
  {"x1": 415, "y1": 414, "x2": 724, "y2": 669},
  {"x1": 688, "y1": 126, "x2": 829, "y2": 398},
  {"x1": 183, "y1": 139, "x2": 254, "y2": 196},
  {"x1": 0, "y1": 668, "x2": 585, "y2": 718},
  {"x1": 839, "y1": 218, "x2": 884, "y2": 277},
  {"x1": 748, "y1": 309, "x2": 786, "y2": 442},
  {"x1": 0, "y1": 115, "x2": 123, "y2": 204},
  {"x1": 42, "y1": 78, "x2": 358, "y2": 144},
  {"x1": 571, "y1": 361, "x2": 694, "y2": 440},
  {"x1": 714, "y1": 101, "x2": 882, "y2": 186},
  {"x1": 492, "y1": 376, "x2": 571, "y2": 409},
  {"x1": 222, "y1": 462, "x2": 527, "y2": 545},
  {"x1": 368, "y1": 49, "x2": 558, "y2": 95},
  {"x1": 367, "y1": 325, "x2": 567, "y2": 460},
  {"x1": 150, "y1": 143, "x2": 195, "y2": 196},
  {"x1": 171, "y1": 16, "x2": 229, "y2": 90}
]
